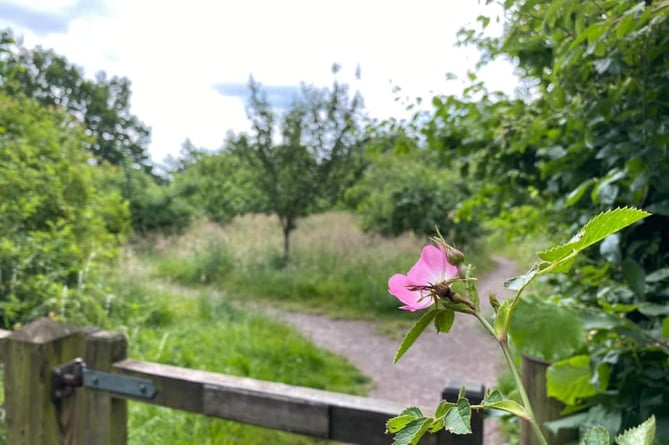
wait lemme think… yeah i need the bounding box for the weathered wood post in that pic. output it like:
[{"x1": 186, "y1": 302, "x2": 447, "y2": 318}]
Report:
[
  {"x1": 0, "y1": 317, "x2": 127, "y2": 445},
  {"x1": 437, "y1": 382, "x2": 485, "y2": 445},
  {"x1": 82, "y1": 329, "x2": 128, "y2": 444},
  {"x1": 521, "y1": 356, "x2": 576, "y2": 445}
]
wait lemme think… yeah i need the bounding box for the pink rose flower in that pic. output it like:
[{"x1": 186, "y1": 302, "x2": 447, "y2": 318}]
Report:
[{"x1": 388, "y1": 244, "x2": 459, "y2": 311}]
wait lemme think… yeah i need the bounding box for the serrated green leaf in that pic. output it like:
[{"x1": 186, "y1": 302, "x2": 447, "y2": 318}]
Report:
[
  {"x1": 435, "y1": 400, "x2": 456, "y2": 418},
  {"x1": 504, "y1": 264, "x2": 541, "y2": 291},
  {"x1": 581, "y1": 425, "x2": 610, "y2": 445},
  {"x1": 392, "y1": 417, "x2": 431, "y2": 445},
  {"x1": 394, "y1": 310, "x2": 437, "y2": 364},
  {"x1": 538, "y1": 208, "x2": 650, "y2": 270},
  {"x1": 434, "y1": 309, "x2": 455, "y2": 334},
  {"x1": 483, "y1": 399, "x2": 530, "y2": 420},
  {"x1": 387, "y1": 415, "x2": 419, "y2": 434},
  {"x1": 615, "y1": 415, "x2": 655, "y2": 445},
  {"x1": 482, "y1": 389, "x2": 504, "y2": 405},
  {"x1": 509, "y1": 295, "x2": 585, "y2": 361},
  {"x1": 494, "y1": 300, "x2": 511, "y2": 339},
  {"x1": 400, "y1": 407, "x2": 424, "y2": 418},
  {"x1": 547, "y1": 355, "x2": 605, "y2": 405},
  {"x1": 443, "y1": 398, "x2": 472, "y2": 435}
]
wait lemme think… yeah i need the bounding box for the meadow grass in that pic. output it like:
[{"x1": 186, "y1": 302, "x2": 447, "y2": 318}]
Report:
[
  {"x1": 146, "y1": 211, "x2": 493, "y2": 323},
  {"x1": 106, "y1": 253, "x2": 370, "y2": 445}
]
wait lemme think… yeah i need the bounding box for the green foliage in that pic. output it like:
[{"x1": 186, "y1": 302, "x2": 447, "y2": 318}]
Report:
[
  {"x1": 104, "y1": 275, "x2": 369, "y2": 444},
  {"x1": 172, "y1": 140, "x2": 268, "y2": 224},
  {"x1": 0, "y1": 93, "x2": 128, "y2": 326},
  {"x1": 393, "y1": 309, "x2": 436, "y2": 364},
  {"x1": 581, "y1": 425, "x2": 610, "y2": 445},
  {"x1": 615, "y1": 415, "x2": 655, "y2": 445},
  {"x1": 345, "y1": 151, "x2": 483, "y2": 247},
  {"x1": 0, "y1": 30, "x2": 152, "y2": 171},
  {"x1": 510, "y1": 295, "x2": 585, "y2": 362},
  {"x1": 234, "y1": 73, "x2": 366, "y2": 263}
]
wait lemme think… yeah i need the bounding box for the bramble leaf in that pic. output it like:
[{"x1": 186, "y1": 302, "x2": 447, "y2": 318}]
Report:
[{"x1": 394, "y1": 310, "x2": 436, "y2": 363}]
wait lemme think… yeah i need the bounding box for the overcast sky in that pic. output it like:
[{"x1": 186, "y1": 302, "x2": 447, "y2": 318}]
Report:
[{"x1": 0, "y1": 0, "x2": 516, "y2": 164}]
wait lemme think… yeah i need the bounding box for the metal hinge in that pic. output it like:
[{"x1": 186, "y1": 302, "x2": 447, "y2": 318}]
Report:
[{"x1": 52, "y1": 358, "x2": 157, "y2": 402}]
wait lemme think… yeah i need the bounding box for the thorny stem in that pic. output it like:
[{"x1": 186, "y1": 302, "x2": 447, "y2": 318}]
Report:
[{"x1": 474, "y1": 311, "x2": 549, "y2": 445}]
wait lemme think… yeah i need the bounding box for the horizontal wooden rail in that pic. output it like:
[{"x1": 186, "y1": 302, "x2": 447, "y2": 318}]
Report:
[{"x1": 114, "y1": 359, "x2": 421, "y2": 445}]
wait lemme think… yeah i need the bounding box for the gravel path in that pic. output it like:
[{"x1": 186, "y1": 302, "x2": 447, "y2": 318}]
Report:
[{"x1": 270, "y1": 257, "x2": 518, "y2": 444}]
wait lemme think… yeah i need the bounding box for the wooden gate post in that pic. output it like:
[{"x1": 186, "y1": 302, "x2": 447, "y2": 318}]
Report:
[
  {"x1": 83, "y1": 329, "x2": 128, "y2": 444},
  {"x1": 1, "y1": 317, "x2": 128, "y2": 445},
  {"x1": 520, "y1": 356, "x2": 577, "y2": 445},
  {"x1": 2, "y1": 317, "x2": 84, "y2": 445}
]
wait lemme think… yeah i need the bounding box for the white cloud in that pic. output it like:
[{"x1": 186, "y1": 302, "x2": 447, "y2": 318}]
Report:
[{"x1": 0, "y1": 0, "x2": 516, "y2": 163}]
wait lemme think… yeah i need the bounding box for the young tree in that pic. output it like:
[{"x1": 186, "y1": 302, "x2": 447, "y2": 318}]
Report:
[{"x1": 234, "y1": 73, "x2": 365, "y2": 264}]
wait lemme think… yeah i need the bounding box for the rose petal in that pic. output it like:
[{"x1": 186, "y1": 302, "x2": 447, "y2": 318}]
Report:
[
  {"x1": 388, "y1": 274, "x2": 432, "y2": 311},
  {"x1": 407, "y1": 245, "x2": 458, "y2": 285}
]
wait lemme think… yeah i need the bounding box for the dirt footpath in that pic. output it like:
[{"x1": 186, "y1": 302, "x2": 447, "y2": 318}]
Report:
[{"x1": 272, "y1": 257, "x2": 518, "y2": 444}]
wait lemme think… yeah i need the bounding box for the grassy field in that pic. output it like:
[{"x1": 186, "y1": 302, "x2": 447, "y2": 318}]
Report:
[
  {"x1": 144, "y1": 211, "x2": 492, "y2": 322},
  {"x1": 106, "y1": 250, "x2": 371, "y2": 445}
]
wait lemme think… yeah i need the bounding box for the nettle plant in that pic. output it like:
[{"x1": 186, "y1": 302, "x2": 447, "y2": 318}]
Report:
[{"x1": 386, "y1": 208, "x2": 656, "y2": 445}]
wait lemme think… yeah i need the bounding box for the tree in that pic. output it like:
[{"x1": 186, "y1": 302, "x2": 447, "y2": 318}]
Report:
[
  {"x1": 0, "y1": 30, "x2": 152, "y2": 171},
  {"x1": 235, "y1": 73, "x2": 365, "y2": 264}
]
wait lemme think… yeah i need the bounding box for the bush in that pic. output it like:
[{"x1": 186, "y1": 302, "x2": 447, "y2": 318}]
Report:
[
  {"x1": 346, "y1": 154, "x2": 483, "y2": 248},
  {"x1": 0, "y1": 93, "x2": 129, "y2": 326}
]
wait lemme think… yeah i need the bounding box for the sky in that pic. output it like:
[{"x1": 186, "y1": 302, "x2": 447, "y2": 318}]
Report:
[{"x1": 0, "y1": 0, "x2": 517, "y2": 164}]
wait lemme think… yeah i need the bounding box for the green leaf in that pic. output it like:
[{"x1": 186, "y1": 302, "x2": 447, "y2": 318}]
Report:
[
  {"x1": 646, "y1": 267, "x2": 669, "y2": 283},
  {"x1": 482, "y1": 389, "x2": 504, "y2": 404},
  {"x1": 434, "y1": 309, "x2": 455, "y2": 334},
  {"x1": 482, "y1": 391, "x2": 528, "y2": 422},
  {"x1": 394, "y1": 310, "x2": 437, "y2": 363},
  {"x1": 494, "y1": 300, "x2": 511, "y2": 339},
  {"x1": 387, "y1": 415, "x2": 420, "y2": 434},
  {"x1": 443, "y1": 398, "x2": 472, "y2": 435},
  {"x1": 504, "y1": 263, "x2": 541, "y2": 291},
  {"x1": 615, "y1": 415, "x2": 655, "y2": 445},
  {"x1": 435, "y1": 400, "x2": 456, "y2": 418},
  {"x1": 662, "y1": 318, "x2": 669, "y2": 338},
  {"x1": 538, "y1": 208, "x2": 650, "y2": 272},
  {"x1": 509, "y1": 295, "x2": 586, "y2": 361},
  {"x1": 391, "y1": 417, "x2": 431, "y2": 445},
  {"x1": 622, "y1": 258, "x2": 645, "y2": 296},
  {"x1": 547, "y1": 355, "x2": 605, "y2": 405},
  {"x1": 581, "y1": 425, "x2": 610, "y2": 445},
  {"x1": 565, "y1": 179, "x2": 595, "y2": 207}
]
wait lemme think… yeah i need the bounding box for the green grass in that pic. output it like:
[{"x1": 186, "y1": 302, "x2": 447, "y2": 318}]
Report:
[
  {"x1": 146, "y1": 212, "x2": 493, "y2": 324},
  {"x1": 107, "y1": 271, "x2": 369, "y2": 444}
]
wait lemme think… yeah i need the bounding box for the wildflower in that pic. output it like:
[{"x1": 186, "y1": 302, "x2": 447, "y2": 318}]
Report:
[{"x1": 388, "y1": 244, "x2": 459, "y2": 311}]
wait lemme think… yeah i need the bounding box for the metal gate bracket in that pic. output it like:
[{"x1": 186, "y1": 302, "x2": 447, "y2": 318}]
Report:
[
  {"x1": 83, "y1": 368, "x2": 157, "y2": 398},
  {"x1": 53, "y1": 358, "x2": 156, "y2": 401}
]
